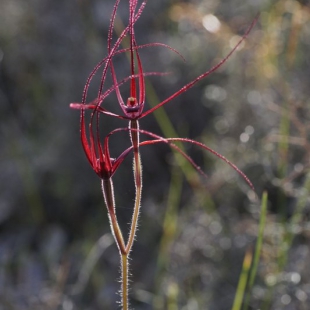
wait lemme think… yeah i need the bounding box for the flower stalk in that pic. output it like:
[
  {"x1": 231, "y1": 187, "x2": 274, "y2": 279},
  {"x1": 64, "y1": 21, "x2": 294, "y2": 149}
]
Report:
[
  {"x1": 126, "y1": 120, "x2": 143, "y2": 254},
  {"x1": 101, "y1": 179, "x2": 126, "y2": 255}
]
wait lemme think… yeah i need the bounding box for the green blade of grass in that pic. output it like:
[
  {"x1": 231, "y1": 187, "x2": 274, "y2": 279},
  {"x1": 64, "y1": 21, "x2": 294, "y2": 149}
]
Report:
[
  {"x1": 249, "y1": 191, "x2": 268, "y2": 287},
  {"x1": 232, "y1": 248, "x2": 253, "y2": 310},
  {"x1": 243, "y1": 191, "x2": 268, "y2": 310}
]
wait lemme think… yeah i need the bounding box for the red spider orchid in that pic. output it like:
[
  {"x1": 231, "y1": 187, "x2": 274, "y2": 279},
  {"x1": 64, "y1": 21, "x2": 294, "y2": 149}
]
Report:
[
  {"x1": 71, "y1": 0, "x2": 257, "y2": 187},
  {"x1": 70, "y1": 1, "x2": 257, "y2": 307},
  {"x1": 71, "y1": 4, "x2": 258, "y2": 200}
]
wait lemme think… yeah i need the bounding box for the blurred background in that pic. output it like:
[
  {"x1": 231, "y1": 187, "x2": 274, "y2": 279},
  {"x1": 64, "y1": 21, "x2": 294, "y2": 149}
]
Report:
[{"x1": 1, "y1": 0, "x2": 310, "y2": 309}]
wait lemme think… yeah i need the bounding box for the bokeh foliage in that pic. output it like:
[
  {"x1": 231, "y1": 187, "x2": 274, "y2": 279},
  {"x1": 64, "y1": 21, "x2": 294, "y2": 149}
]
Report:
[{"x1": 0, "y1": 0, "x2": 310, "y2": 309}]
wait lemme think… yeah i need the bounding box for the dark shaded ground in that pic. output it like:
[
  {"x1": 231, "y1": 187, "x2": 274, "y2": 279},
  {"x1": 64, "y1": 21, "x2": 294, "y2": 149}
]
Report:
[{"x1": 1, "y1": 0, "x2": 310, "y2": 309}]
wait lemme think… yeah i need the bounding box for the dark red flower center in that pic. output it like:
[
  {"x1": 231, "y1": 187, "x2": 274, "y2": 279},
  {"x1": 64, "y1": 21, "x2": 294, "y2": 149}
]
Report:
[{"x1": 126, "y1": 97, "x2": 139, "y2": 113}]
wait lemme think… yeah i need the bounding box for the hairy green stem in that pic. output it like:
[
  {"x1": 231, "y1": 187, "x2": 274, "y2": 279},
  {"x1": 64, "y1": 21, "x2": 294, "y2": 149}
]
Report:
[
  {"x1": 101, "y1": 179, "x2": 126, "y2": 254},
  {"x1": 121, "y1": 120, "x2": 143, "y2": 309},
  {"x1": 126, "y1": 120, "x2": 143, "y2": 253},
  {"x1": 122, "y1": 254, "x2": 129, "y2": 310}
]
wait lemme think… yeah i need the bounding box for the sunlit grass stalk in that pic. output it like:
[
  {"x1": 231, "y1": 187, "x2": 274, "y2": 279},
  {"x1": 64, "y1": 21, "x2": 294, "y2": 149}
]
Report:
[
  {"x1": 243, "y1": 191, "x2": 268, "y2": 310},
  {"x1": 232, "y1": 248, "x2": 253, "y2": 310}
]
